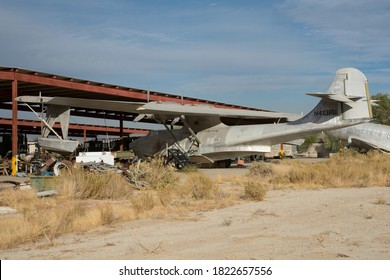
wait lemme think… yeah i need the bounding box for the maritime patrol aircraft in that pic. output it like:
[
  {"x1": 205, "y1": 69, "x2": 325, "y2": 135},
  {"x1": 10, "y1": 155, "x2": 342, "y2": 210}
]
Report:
[{"x1": 17, "y1": 68, "x2": 372, "y2": 167}]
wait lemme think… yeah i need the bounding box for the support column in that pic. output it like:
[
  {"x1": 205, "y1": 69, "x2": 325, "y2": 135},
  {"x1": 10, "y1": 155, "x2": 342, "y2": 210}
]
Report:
[
  {"x1": 83, "y1": 128, "x2": 87, "y2": 143},
  {"x1": 11, "y1": 78, "x2": 18, "y2": 175},
  {"x1": 119, "y1": 113, "x2": 124, "y2": 151}
]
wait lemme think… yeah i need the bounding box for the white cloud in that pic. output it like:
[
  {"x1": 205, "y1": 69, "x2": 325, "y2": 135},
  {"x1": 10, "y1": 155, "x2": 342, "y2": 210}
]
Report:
[{"x1": 279, "y1": 0, "x2": 390, "y2": 62}]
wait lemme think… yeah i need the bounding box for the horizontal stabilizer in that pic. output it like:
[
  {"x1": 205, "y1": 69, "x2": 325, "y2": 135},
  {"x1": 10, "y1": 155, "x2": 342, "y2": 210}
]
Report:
[
  {"x1": 370, "y1": 100, "x2": 380, "y2": 106},
  {"x1": 307, "y1": 92, "x2": 363, "y2": 103}
]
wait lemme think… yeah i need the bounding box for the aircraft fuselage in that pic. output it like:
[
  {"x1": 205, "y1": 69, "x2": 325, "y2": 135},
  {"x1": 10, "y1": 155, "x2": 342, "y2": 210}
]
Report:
[{"x1": 329, "y1": 123, "x2": 390, "y2": 152}]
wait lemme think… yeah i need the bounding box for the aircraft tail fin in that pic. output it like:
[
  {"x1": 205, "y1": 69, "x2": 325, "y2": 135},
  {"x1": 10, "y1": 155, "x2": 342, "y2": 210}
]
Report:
[{"x1": 294, "y1": 68, "x2": 372, "y2": 125}]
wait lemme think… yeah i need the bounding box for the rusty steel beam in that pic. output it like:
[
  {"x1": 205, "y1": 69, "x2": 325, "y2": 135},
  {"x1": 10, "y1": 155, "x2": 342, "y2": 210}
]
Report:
[
  {"x1": 11, "y1": 78, "x2": 18, "y2": 175},
  {"x1": 0, "y1": 67, "x2": 262, "y2": 110},
  {"x1": 119, "y1": 113, "x2": 124, "y2": 151},
  {"x1": 15, "y1": 73, "x2": 148, "y2": 100},
  {"x1": 0, "y1": 71, "x2": 14, "y2": 80}
]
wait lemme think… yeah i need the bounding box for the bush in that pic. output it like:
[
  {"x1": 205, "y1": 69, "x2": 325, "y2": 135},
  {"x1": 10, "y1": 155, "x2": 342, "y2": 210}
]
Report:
[
  {"x1": 131, "y1": 191, "x2": 156, "y2": 213},
  {"x1": 248, "y1": 162, "x2": 274, "y2": 177},
  {"x1": 244, "y1": 180, "x2": 267, "y2": 201},
  {"x1": 128, "y1": 158, "x2": 179, "y2": 190},
  {"x1": 184, "y1": 172, "x2": 218, "y2": 199},
  {"x1": 98, "y1": 203, "x2": 115, "y2": 225}
]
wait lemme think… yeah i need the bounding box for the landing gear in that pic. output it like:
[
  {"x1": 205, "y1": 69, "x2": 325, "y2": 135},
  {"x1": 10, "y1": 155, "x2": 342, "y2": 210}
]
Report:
[{"x1": 164, "y1": 148, "x2": 190, "y2": 169}]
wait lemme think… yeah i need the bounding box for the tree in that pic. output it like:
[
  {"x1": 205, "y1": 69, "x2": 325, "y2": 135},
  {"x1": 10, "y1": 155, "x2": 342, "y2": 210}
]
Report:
[
  {"x1": 371, "y1": 93, "x2": 390, "y2": 125},
  {"x1": 298, "y1": 133, "x2": 345, "y2": 154}
]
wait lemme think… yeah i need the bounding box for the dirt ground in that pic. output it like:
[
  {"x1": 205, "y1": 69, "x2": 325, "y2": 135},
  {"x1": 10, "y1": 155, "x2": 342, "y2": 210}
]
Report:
[{"x1": 1, "y1": 166, "x2": 390, "y2": 260}]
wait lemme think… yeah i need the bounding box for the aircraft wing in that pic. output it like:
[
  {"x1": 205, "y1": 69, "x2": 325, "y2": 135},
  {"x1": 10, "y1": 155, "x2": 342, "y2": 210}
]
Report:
[
  {"x1": 138, "y1": 102, "x2": 300, "y2": 120},
  {"x1": 347, "y1": 137, "x2": 390, "y2": 152},
  {"x1": 16, "y1": 96, "x2": 300, "y2": 121},
  {"x1": 17, "y1": 96, "x2": 144, "y2": 113}
]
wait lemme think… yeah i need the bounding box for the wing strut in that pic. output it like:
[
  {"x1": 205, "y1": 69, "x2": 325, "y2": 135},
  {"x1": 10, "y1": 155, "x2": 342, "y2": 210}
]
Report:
[
  {"x1": 154, "y1": 115, "x2": 191, "y2": 167},
  {"x1": 180, "y1": 115, "x2": 201, "y2": 144},
  {"x1": 23, "y1": 102, "x2": 63, "y2": 140}
]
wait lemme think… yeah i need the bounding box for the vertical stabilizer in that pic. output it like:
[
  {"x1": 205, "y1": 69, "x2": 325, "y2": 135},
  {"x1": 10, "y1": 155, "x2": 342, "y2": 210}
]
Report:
[{"x1": 296, "y1": 68, "x2": 371, "y2": 125}]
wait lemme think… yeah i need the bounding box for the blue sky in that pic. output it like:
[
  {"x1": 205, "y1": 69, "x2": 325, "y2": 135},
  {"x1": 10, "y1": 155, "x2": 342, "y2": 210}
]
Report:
[{"x1": 1, "y1": 0, "x2": 390, "y2": 114}]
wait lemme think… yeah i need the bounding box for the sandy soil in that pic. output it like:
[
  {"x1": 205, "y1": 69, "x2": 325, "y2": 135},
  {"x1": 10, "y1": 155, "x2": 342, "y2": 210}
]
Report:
[{"x1": 1, "y1": 167, "x2": 390, "y2": 260}]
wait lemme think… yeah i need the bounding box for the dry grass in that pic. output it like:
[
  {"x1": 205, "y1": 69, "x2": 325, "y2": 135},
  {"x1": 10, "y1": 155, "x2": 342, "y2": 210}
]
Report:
[
  {"x1": 0, "y1": 186, "x2": 137, "y2": 249},
  {"x1": 249, "y1": 151, "x2": 390, "y2": 189},
  {"x1": 375, "y1": 196, "x2": 387, "y2": 205},
  {"x1": 0, "y1": 159, "x2": 237, "y2": 249},
  {"x1": 0, "y1": 166, "x2": 137, "y2": 249},
  {"x1": 248, "y1": 162, "x2": 275, "y2": 177},
  {"x1": 2, "y1": 151, "x2": 388, "y2": 250},
  {"x1": 131, "y1": 190, "x2": 157, "y2": 213},
  {"x1": 127, "y1": 158, "x2": 179, "y2": 190},
  {"x1": 130, "y1": 171, "x2": 234, "y2": 220},
  {"x1": 244, "y1": 180, "x2": 267, "y2": 201},
  {"x1": 58, "y1": 168, "x2": 133, "y2": 199},
  {"x1": 183, "y1": 172, "x2": 218, "y2": 199}
]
